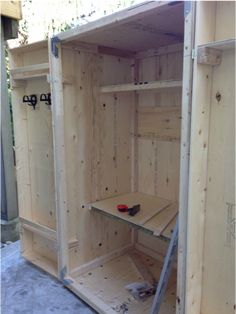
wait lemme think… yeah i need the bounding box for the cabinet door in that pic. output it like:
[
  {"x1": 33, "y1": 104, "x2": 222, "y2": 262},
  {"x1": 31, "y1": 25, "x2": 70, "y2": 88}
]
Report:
[{"x1": 186, "y1": 2, "x2": 235, "y2": 314}]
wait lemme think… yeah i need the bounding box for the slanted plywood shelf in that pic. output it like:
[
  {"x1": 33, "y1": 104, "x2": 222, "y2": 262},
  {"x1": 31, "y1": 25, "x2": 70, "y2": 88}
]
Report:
[
  {"x1": 100, "y1": 80, "x2": 182, "y2": 93},
  {"x1": 10, "y1": 63, "x2": 49, "y2": 80},
  {"x1": 91, "y1": 192, "x2": 178, "y2": 239}
]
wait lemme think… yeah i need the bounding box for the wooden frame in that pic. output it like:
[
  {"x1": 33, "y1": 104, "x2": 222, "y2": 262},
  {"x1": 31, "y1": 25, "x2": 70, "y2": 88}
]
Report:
[
  {"x1": 9, "y1": 40, "x2": 59, "y2": 277},
  {"x1": 50, "y1": 2, "x2": 184, "y2": 313},
  {"x1": 186, "y1": 2, "x2": 235, "y2": 314},
  {"x1": 9, "y1": 1, "x2": 235, "y2": 314}
]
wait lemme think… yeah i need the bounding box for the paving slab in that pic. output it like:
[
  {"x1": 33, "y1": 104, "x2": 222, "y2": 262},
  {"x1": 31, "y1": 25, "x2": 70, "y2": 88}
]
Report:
[{"x1": 1, "y1": 241, "x2": 97, "y2": 314}]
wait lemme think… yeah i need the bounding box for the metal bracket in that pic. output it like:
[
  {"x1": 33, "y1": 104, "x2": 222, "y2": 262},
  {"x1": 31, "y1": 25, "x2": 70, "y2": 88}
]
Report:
[
  {"x1": 184, "y1": 1, "x2": 191, "y2": 18},
  {"x1": 60, "y1": 266, "x2": 73, "y2": 286},
  {"x1": 151, "y1": 218, "x2": 179, "y2": 314},
  {"x1": 51, "y1": 36, "x2": 60, "y2": 58}
]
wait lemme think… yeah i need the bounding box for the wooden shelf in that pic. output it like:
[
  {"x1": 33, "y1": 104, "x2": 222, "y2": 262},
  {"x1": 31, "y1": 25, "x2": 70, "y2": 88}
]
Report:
[
  {"x1": 21, "y1": 223, "x2": 58, "y2": 277},
  {"x1": 198, "y1": 38, "x2": 235, "y2": 51},
  {"x1": 91, "y1": 192, "x2": 178, "y2": 239},
  {"x1": 10, "y1": 63, "x2": 49, "y2": 80},
  {"x1": 100, "y1": 80, "x2": 182, "y2": 93},
  {"x1": 72, "y1": 249, "x2": 177, "y2": 314}
]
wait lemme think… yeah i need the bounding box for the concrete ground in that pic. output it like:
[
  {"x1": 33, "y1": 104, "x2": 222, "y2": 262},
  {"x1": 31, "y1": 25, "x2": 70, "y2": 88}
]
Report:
[{"x1": 1, "y1": 241, "x2": 97, "y2": 314}]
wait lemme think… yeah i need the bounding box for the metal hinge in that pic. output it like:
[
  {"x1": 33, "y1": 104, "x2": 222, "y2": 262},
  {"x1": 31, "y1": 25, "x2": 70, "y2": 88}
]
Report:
[
  {"x1": 51, "y1": 36, "x2": 60, "y2": 58},
  {"x1": 192, "y1": 49, "x2": 196, "y2": 60},
  {"x1": 184, "y1": 1, "x2": 191, "y2": 18}
]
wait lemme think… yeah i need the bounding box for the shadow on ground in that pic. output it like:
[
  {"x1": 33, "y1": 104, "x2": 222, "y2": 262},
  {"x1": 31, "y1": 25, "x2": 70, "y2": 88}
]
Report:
[{"x1": 1, "y1": 241, "x2": 97, "y2": 314}]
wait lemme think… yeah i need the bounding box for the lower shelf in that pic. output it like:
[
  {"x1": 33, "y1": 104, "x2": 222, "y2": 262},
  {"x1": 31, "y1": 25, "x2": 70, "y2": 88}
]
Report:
[
  {"x1": 21, "y1": 227, "x2": 58, "y2": 277},
  {"x1": 71, "y1": 249, "x2": 176, "y2": 314}
]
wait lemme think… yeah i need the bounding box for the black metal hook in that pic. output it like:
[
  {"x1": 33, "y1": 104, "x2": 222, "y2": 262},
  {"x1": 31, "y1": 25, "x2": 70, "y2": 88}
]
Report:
[
  {"x1": 40, "y1": 93, "x2": 51, "y2": 106},
  {"x1": 23, "y1": 94, "x2": 38, "y2": 110}
]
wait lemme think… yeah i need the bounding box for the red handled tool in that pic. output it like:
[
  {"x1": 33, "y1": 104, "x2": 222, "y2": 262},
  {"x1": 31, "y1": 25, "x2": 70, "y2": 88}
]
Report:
[
  {"x1": 117, "y1": 204, "x2": 129, "y2": 212},
  {"x1": 117, "y1": 204, "x2": 140, "y2": 216}
]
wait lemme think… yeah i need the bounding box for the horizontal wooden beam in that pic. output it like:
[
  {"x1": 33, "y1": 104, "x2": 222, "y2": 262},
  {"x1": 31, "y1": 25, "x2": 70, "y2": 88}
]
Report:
[
  {"x1": 8, "y1": 40, "x2": 48, "y2": 53},
  {"x1": 63, "y1": 41, "x2": 135, "y2": 58},
  {"x1": 198, "y1": 38, "x2": 236, "y2": 51},
  {"x1": 98, "y1": 45, "x2": 135, "y2": 58},
  {"x1": 135, "y1": 42, "x2": 183, "y2": 59},
  {"x1": 20, "y1": 217, "x2": 57, "y2": 242},
  {"x1": 100, "y1": 80, "x2": 182, "y2": 93},
  {"x1": 11, "y1": 63, "x2": 49, "y2": 80}
]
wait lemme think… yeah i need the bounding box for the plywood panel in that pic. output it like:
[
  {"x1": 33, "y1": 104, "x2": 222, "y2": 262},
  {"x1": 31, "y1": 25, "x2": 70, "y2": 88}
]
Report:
[
  {"x1": 138, "y1": 106, "x2": 181, "y2": 141},
  {"x1": 26, "y1": 79, "x2": 56, "y2": 229},
  {"x1": 138, "y1": 47, "x2": 182, "y2": 202},
  {"x1": 137, "y1": 45, "x2": 182, "y2": 263},
  {"x1": 62, "y1": 2, "x2": 184, "y2": 52},
  {"x1": 10, "y1": 44, "x2": 55, "y2": 229},
  {"x1": 61, "y1": 48, "x2": 134, "y2": 270},
  {"x1": 12, "y1": 86, "x2": 32, "y2": 220},
  {"x1": 215, "y1": 2, "x2": 235, "y2": 41},
  {"x1": 186, "y1": 2, "x2": 235, "y2": 314},
  {"x1": 201, "y1": 47, "x2": 235, "y2": 314},
  {"x1": 10, "y1": 41, "x2": 58, "y2": 277},
  {"x1": 74, "y1": 250, "x2": 177, "y2": 314},
  {"x1": 99, "y1": 93, "x2": 134, "y2": 199},
  {"x1": 91, "y1": 192, "x2": 171, "y2": 230}
]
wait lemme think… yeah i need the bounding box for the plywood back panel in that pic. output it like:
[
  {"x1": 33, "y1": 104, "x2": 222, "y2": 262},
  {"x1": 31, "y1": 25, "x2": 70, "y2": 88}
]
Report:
[
  {"x1": 138, "y1": 106, "x2": 181, "y2": 141},
  {"x1": 22, "y1": 48, "x2": 49, "y2": 66},
  {"x1": 137, "y1": 46, "x2": 182, "y2": 256},
  {"x1": 26, "y1": 79, "x2": 56, "y2": 229},
  {"x1": 61, "y1": 47, "x2": 134, "y2": 270},
  {"x1": 10, "y1": 45, "x2": 56, "y2": 230},
  {"x1": 138, "y1": 47, "x2": 182, "y2": 202},
  {"x1": 12, "y1": 86, "x2": 32, "y2": 220}
]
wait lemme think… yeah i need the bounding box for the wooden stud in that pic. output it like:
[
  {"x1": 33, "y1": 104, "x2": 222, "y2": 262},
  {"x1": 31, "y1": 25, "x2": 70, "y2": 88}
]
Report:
[
  {"x1": 185, "y1": 2, "x2": 216, "y2": 314},
  {"x1": 49, "y1": 40, "x2": 69, "y2": 278},
  {"x1": 100, "y1": 80, "x2": 182, "y2": 93},
  {"x1": 176, "y1": 2, "x2": 195, "y2": 314}
]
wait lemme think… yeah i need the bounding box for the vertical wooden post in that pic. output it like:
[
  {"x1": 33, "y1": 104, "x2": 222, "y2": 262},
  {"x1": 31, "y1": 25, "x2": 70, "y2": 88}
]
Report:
[
  {"x1": 49, "y1": 39, "x2": 69, "y2": 279},
  {"x1": 185, "y1": 2, "x2": 216, "y2": 314},
  {"x1": 177, "y1": 2, "x2": 195, "y2": 314}
]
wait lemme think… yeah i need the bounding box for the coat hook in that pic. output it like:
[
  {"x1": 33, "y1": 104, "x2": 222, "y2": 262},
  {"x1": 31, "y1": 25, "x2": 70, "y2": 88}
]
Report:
[
  {"x1": 23, "y1": 94, "x2": 38, "y2": 110},
  {"x1": 40, "y1": 93, "x2": 51, "y2": 106}
]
